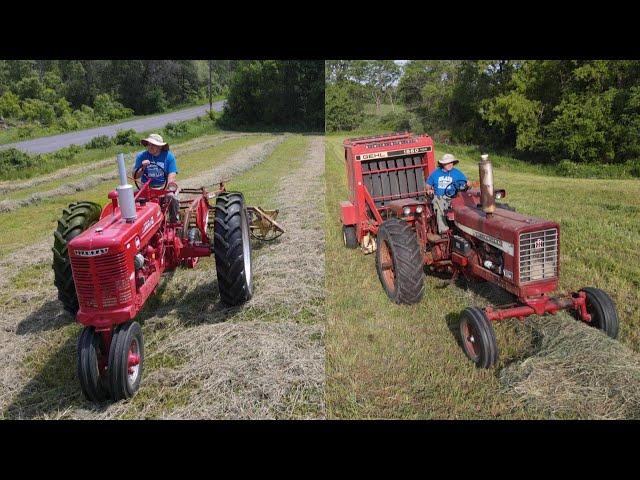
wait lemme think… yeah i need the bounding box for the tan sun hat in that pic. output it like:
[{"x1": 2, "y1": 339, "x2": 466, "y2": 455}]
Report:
[
  {"x1": 438, "y1": 153, "x2": 459, "y2": 166},
  {"x1": 141, "y1": 133, "x2": 169, "y2": 151}
]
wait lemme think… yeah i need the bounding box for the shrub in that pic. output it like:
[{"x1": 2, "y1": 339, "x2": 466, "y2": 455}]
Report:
[
  {"x1": 21, "y1": 98, "x2": 56, "y2": 126},
  {"x1": 0, "y1": 148, "x2": 38, "y2": 175},
  {"x1": 0, "y1": 91, "x2": 22, "y2": 118},
  {"x1": 163, "y1": 121, "x2": 190, "y2": 137},
  {"x1": 93, "y1": 93, "x2": 134, "y2": 122},
  {"x1": 85, "y1": 135, "x2": 114, "y2": 149},
  {"x1": 115, "y1": 129, "x2": 139, "y2": 146}
]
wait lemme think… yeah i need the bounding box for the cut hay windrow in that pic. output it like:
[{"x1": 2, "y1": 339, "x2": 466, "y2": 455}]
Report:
[
  {"x1": 499, "y1": 314, "x2": 640, "y2": 419},
  {"x1": 113, "y1": 136, "x2": 327, "y2": 419}
]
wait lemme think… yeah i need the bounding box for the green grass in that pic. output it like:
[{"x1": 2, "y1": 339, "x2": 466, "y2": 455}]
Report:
[
  {"x1": 324, "y1": 133, "x2": 640, "y2": 419},
  {"x1": 0, "y1": 134, "x2": 273, "y2": 258}
]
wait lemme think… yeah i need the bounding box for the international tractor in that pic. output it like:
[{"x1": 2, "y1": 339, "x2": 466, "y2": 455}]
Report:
[
  {"x1": 340, "y1": 132, "x2": 619, "y2": 368},
  {"x1": 52, "y1": 154, "x2": 284, "y2": 402}
]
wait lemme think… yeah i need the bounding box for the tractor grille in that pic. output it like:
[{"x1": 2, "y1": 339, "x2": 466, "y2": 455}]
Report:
[
  {"x1": 71, "y1": 252, "x2": 132, "y2": 309},
  {"x1": 519, "y1": 229, "x2": 558, "y2": 283}
]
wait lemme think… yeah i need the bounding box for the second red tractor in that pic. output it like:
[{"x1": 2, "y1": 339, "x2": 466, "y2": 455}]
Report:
[{"x1": 340, "y1": 132, "x2": 619, "y2": 368}]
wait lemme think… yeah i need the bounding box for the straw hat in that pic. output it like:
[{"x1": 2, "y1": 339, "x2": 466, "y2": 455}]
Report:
[
  {"x1": 141, "y1": 133, "x2": 169, "y2": 151},
  {"x1": 438, "y1": 153, "x2": 459, "y2": 166}
]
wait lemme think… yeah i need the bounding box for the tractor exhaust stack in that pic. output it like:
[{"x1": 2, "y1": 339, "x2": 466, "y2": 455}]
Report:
[
  {"x1": 116, "y1": 153, "x2": 136, "y2": 222},
  {"x1": 479, "y1": 154, "x2": 496, "y2": 215}
]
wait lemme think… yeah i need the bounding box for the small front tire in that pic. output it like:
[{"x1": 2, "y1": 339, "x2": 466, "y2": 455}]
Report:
[
  {"x1": 459, "y1": 307, "x2": 499, "y2": 368},
  {"x1": 108, "y1": 321, "x2": 144, "y2": 401},
  {"x1": 77, "y1": 326, "x2": 110, "y2": 402},
  {"x1": 580, "y1": 287, "x2": 619, "y2": 339},
  {"x1": 342, "y1": 225, "x2": 358, "y2": 249}
]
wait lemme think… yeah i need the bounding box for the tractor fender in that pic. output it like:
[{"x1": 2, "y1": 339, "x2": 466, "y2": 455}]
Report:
[{"x1": 340, "y1": 201, "x2": 357, "y2": 226}]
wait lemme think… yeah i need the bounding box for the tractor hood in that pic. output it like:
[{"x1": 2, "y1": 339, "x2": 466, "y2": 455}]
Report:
[
  {"x1": 452, "y1": 191, "x2": 558, "y2": 254},
  {"x1": 68, "y1": 201, "x2": 163, "y2": 255}
]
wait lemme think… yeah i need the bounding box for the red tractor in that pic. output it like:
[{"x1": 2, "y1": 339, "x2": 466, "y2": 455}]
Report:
[
  {"x1": 340, "y1": 132, "x2": 619, "y2": 368},
  {"x1": 52, "y1": 154, "x2": 283, "y2": 401}
]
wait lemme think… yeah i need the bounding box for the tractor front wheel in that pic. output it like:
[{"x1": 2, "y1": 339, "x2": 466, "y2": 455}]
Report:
[
  {"x1": 580, "y1": 287, "x2": 619, "y2": 339},
  {"x1": 77, "y1": 326, "x2": 110, "y2": 402},
  {"x1": 52, "y1": 201, "x2": 102, "y2": 315},
  {"x1": 375, "y1": 218, "x2": 424, "y2": 305},
  {"x1": 108, "y1": 321, "x2": 144, "y2": 401},
  {"x1": 459, "y1": 307, "x2": 499, "y2": 368},
  {"x1": 213, "y1": 192, "x2": 253, "y2": 306},
  {"x1": 342, "y1": 225, "x2": 358, "y2": 249}
]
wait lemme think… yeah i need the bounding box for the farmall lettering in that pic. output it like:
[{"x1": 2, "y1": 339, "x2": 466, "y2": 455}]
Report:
[
  {"x1": 74, "y1": 248, "x2": 109, "y2": 257},
  {"x1": 142, "y1": 216, "x2": 155, "y2": 235}
]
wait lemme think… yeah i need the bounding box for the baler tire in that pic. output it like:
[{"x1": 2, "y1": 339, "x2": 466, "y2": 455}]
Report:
[
  {"x1": 375, "y1": 218, "x2": 424, "y2": 305},
  {"x1": 343, "y1": 225, "x2": 358, "y2": 249},
  {"x1": 52, "y1": 201, "x2": 102, "y2": 316},
  {"x1": 459, "y1": 307, "x2": 499, "y2": 368},
  {"x1": 108, "y1": 321, "x2": 144, "y2": 401},
  {"x1": 213, "y1": 192, "x2": 253, "y2": 306},
  {"x1": 580, "y1": 287, "x2": 619, "y2": 339},
  {"x1": 77, "y1": 326, "x2": 110, "y2": 402}
]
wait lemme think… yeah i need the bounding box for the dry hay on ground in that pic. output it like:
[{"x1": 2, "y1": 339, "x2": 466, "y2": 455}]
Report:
[
  {"x1": 499, "y1": 314, "x2": 640, "y2": 419},
  {"x1": 124, "y1": 136, "x2": 327, "y2": 419}
]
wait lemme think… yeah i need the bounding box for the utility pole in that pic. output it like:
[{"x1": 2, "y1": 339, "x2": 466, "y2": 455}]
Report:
[{"x1": 208, "y1": 60, "x2": 213, "y2": 112}]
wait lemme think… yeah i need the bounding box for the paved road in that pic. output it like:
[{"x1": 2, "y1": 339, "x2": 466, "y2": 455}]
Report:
[{"x1": 1, "y1": 101, "x2": 225, "y2": 154}]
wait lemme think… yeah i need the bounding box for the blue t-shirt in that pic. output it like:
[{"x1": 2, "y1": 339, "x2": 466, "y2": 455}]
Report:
[
  {"x1": 133, "y1": 150, "x2": 178, "y2": 187},
  {"x1": 426, "y1": 167, "x2": 467, "y2": 196}
]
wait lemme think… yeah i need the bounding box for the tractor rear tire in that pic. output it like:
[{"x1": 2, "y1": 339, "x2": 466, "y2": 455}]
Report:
[
  {"x1": 459, "y1": 307, "x2": 499, "y2": 368},
  {"x1": 108, "y1": 321, "x2": 144, "y2": 401},
  {"x1": 343, "y1": 225, "x2": 358, "y2": 249},
  {"x1": 77, "y1": 326, "x2": 110, "y2": 402},
  {"x1": 52, "y1": 201, "x2": 102, "y2": 315},
  {"x1": 580, "y1": 287, "x2": 619, "y2": 339},
  {"x1": 375, "y1": 218, "x2": 424, "y2": 305},
  {"x1": 213, "y1": 192, "x2": 253, "y2": 306}
]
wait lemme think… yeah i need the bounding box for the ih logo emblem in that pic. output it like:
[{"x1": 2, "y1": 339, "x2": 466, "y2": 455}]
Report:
[{"x1": 534, "y1": 238, "x2": 544, "y2": 249}]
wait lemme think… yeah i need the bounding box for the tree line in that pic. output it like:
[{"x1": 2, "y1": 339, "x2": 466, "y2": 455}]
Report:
[
  {"x1": 220, "y1": 60, "x2": 324, "y2": 131},
  {"x1": 326, "y1": 60, "x2": 640, "y2": 166},
  {"x1": 0, "y1": 60, "x2": 234, "y2": 137}
]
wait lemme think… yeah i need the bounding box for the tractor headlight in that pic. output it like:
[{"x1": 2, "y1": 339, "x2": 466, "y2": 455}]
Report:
[
  {"x1": 403, "y1": 206, "x2": 411, "y2": 216},
  {"x1": 415, "y1": 205, "x2": 424, "y2": 214}
]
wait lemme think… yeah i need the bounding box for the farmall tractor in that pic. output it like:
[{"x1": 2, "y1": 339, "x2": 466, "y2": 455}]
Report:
[
  {"x1": 52, "y1": 154, "x2": 283, "y2": 401},
  {"x1": 340, "y1": 132, "x2": 619, "y2": 368}
]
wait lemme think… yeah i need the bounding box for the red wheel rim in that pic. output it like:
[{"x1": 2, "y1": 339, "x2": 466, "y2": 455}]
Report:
[
  {"x1": 127, "y1": 339, "x2": 140, "y2": 384},
  {"x1": 379, "y1": 239, "x2": 395, "y2": 292},
  {"x1": 462, "y1": 319, "x2": 480, "y2": 360}
]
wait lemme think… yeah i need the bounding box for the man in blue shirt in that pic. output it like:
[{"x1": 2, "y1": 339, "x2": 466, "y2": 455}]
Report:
[
  {"x1": 133, "y1": 133, "x2": 181, "y2": 222},
  {"x1": 425, "y1": 153, "x2": 470, "y2": 234}
]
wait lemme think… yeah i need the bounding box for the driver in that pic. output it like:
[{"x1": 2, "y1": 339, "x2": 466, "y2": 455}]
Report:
[
  {"x1": 133, "y1": 133, "x2": 180, "y2": 223},
  {"x1": 425, "y1": 153, "x2": 470, "y2": 234}
]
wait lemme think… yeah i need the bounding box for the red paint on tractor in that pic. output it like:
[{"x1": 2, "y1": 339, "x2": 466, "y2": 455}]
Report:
[{"x1": 340, "y1": 131, "x2": 618, "y2": 367}]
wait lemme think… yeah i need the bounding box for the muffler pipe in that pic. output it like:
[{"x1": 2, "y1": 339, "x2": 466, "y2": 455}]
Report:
[
  {"x1": 479, "y1": 154, "x2": 496, "y2": 215},
  {"x1": 116, "y1": 153, "x2": 137, "y2": 222}
]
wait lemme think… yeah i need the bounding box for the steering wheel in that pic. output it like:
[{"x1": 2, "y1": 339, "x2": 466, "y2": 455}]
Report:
[
  {"x1": 134, "y1": 162, "x2": 169, "y2": 191},
  {"x1": 443, "y1": 179, "x2": 469, "y2": 199}
]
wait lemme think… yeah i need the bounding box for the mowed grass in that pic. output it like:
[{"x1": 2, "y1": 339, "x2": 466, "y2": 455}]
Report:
[
  {"x1": 4, "y1": 135, "x2": 314, "y2": 419},
  {"x1": 0, "y1": 134, "x2": 273, "y2": 258},
  {"x1": 324, "y1": 133, "x2": 640, "y2": 419}
]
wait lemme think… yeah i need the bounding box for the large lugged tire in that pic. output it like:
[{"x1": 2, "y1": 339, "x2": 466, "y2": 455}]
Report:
[
  {"x1": 213, "y1": 192, "x2": 253, "y2": 306},
  {"x1": 580, "y1": 287, "x2": 619, "y2": 339},
  {"x1": 459, "y1": 307, "x2": 499, "y2": 368},
  {"x1": 375, "y1": 218, "x2": 424, "y2": 304},
  {"x1": 52, "y1": 201, "x2": 102, "y2": 315}
]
